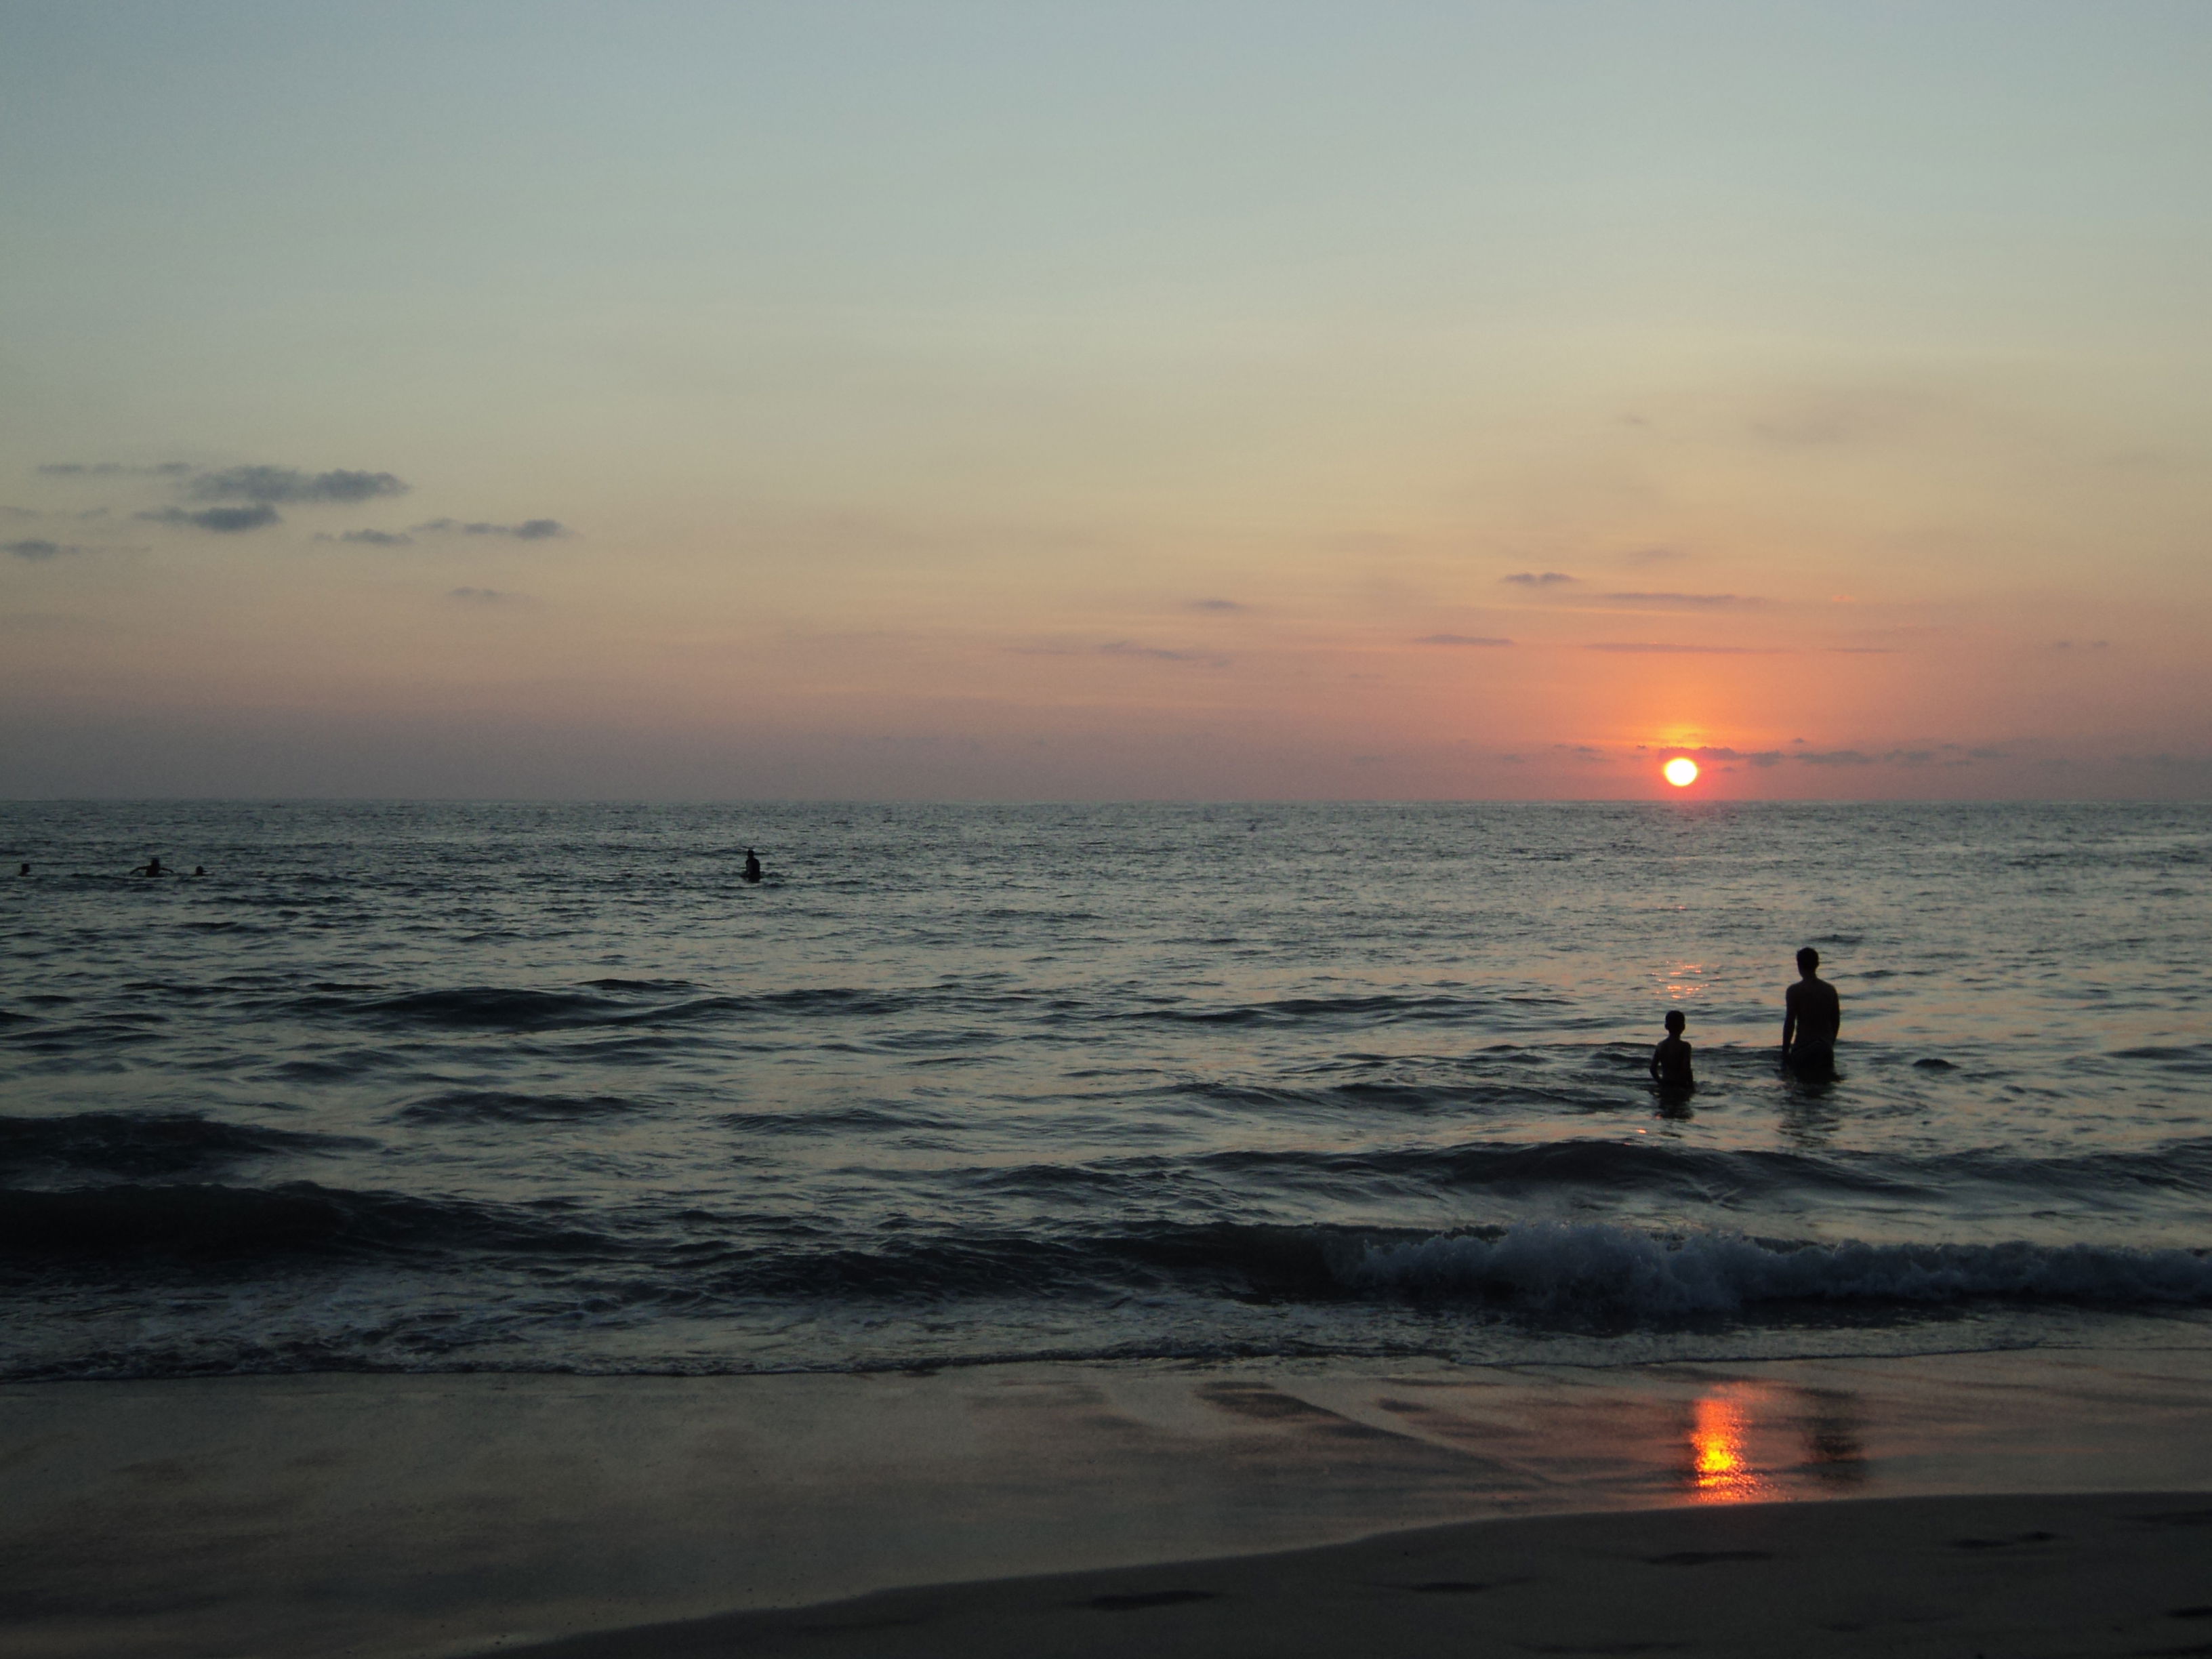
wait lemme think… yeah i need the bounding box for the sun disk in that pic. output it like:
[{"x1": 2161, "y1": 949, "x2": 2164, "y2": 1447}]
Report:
[{"x1": 1663, "y1": 757, "x2": 1700, "y2": 787}]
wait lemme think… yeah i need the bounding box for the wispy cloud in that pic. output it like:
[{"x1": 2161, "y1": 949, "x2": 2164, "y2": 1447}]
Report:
[
  {"x1": 2121, "y1": 752, "x2": 2212, "y2": 774},
  {"x1": 136, "y1": 504, "x2": 283, "y2": 533},
  {"x1": 1098, "y1": 640, "x2": 1229, "y2": 667},
  {"x1": 1746, "y1": 386, "x2": 1928, "y2": 448},
  {"x1": 315, "y1": 529, "x2": 415, "y2": 547},
  {"x1": 4, "y1": 537, "x2": 81, "y2": 560},
  {"x1": 1795, "y1": 749, "x2": 1876, "y2": 765},
  {"x1": 36, "y1": 461, "x2": 192, "y2": 477},
  {"x1": 1598, "y1": 591, "x2": 1762, "y2": 608},
  {"x1": 448, "y1": 586, "x2": 525, "y2": 604},
  {"x1": 1584, "y1": 642, "x2": 1763, "y2": 655},
  {"x1": 413, "y1": 517, "x2": 569, "y2": 540},
  {"x1": 1502, "y1": 571, "x2": 1576, "y2": 586},
  {"x1": 1187, "y1": 598, "x2": 1248, "y2": 613},
  {"x1": 189, "y1": 466, "x2": 407, "y2": 504},
  {"x1": 1678, "y1": 745, "x2": 1783, "y2": 767},
  {"x1": 1414, "y1": 634, "x2": 1513, "y2": 647}
]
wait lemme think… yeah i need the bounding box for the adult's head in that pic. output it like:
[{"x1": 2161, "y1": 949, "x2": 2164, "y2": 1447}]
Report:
[
  {"x1": 1797, "y1": 946, "x2": 1820, "y2": 974},
  {"x1": 1664, "y1": 1009, "x2": 1686, "y2": 1033}
]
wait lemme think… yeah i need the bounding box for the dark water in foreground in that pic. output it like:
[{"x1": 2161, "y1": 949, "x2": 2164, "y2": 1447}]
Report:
[{"x1": 1, "y1": 801, "x2": 2208, "y2": 1381}]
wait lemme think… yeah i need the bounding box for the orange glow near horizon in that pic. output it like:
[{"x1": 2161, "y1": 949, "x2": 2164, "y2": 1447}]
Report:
[{"x1": 1663, "y1": 757, "x2": 1700, "y2": 787}]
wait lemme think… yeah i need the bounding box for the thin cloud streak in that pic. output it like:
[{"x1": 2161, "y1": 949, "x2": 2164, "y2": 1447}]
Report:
[
  {"x1": 413, "y1": 518, "x2": 570, "y2": 540},
  {"x1": 1597, "y1": 592, "x2": 1762, "y2": 608},
  {"x1": 136, "y1": 504, "x2": 283, "y2": 533},
  {"x1": 1584, "y1": 642, "x2": 1767, "y2": 655},
  {"x1": 1097, "y1": 640, "x2": 1229, "y2": 667},
  {"x1": 189, "y1": 467, "x2": 407, "y2": 504}
]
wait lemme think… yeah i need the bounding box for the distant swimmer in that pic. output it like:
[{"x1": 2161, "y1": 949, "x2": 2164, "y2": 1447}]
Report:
[
  {"x1": 1782, "y1": 947, "x2": 1841, "y2": 1076},
  {"x1": 743, "y1": 848, "x2": 762, "y2": 884},
  {"x1": 15, "y1": 863, "x2": 26, "y2": 877},
  {"x1": 1650, "y1": 1008, "x2": 1695, "y2": 1091},
  {"x1": 191, "y1": 865, "x2": 206, "y2": 877},
  {"x1": 131, "y1": 856, "x2": 167, "y2": 878}
]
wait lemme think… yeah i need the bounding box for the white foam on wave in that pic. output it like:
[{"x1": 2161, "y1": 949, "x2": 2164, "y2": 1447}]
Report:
[{"x1": 1346, "y1": 1221, "x2": 2212, "y2": 1315}]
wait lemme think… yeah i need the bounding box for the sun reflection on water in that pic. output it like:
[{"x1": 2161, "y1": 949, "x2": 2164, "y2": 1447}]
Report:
[{"x1": 1688, "y1": 1389, "x2": 1774, "y2": 1503}]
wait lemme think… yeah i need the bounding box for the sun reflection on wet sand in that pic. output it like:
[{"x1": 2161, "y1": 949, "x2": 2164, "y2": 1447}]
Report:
[{"x1": 1687, "y1": 1387, "x2": 1776, "y2": 1503}]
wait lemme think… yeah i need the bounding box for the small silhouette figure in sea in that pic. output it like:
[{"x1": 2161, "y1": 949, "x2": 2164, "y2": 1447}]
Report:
[
  {"x1": 131, "y1": 856, "x2": 167, "y2": 878},
  {"x1": 1783, "y1": 946, "x2": 1841, "y2": 1077},
  {"x1": 1650, "y1": 1008, "x2": 1695, "y2": 1092},
  {"x1": 743, "y1": 848, "x2": 762, "y2": 884},
  {"x1": 15, "y1": 863, "x2": 26, "y2": 877},
  {"x1": 191, "y1": 866, "x2": 206, "y2": 877}
]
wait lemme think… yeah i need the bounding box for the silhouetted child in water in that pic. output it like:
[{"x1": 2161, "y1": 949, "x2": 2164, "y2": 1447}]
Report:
[{"x1": 1650, "y1": 1008, "x2": 1695, "y2": 1091}]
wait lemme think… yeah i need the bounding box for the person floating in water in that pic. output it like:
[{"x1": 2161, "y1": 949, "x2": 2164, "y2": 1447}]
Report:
[
  {"x1": 131, "y1": 856, "x2": 167, "y2": 878},
  {"x1": 743, "y1": 848, "x2": 762, "y2": 884},
  {"x1": 1782, "y1": 946, "x2": 1841, "y2": 1076},
  {"x1": 1650, "y1": 1008, "x2": 1695, "y2": 1091}
]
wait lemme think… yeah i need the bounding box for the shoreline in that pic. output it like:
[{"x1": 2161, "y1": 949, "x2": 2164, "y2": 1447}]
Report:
[{"x1": 8, "y1": 1346, "x2": 2212, "y2": 1657}]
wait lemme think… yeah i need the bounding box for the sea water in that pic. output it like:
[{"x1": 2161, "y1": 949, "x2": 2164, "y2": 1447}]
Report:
[{"x1": 1, "y1": 800, "x2": 2207, "y2": 1380}]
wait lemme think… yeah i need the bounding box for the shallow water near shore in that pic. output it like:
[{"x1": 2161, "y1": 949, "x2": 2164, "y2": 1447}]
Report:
[{"x1": 1, "y1": 800, "x2": 2209, "y2": 1380}]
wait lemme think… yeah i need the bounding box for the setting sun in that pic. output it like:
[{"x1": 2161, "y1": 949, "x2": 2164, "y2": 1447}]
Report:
[{"x1": 1663, "y1": 758, "x2": 1700, "y2": 788}]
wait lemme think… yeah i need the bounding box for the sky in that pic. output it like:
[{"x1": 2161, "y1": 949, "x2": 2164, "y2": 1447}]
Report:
[{"x1": 3, "y1": 1, "x2": 2209, "y2": 800}]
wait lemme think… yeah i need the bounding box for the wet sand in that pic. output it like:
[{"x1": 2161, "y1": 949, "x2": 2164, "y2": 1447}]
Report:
[{"x1": 6, "y1": 1347, "x2": 2212, "y2": 1657}]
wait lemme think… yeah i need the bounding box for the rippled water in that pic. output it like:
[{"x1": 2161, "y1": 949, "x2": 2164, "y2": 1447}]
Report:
[{"x1": 2, "y1": 800, "x2": 2208, "y2": 1380}]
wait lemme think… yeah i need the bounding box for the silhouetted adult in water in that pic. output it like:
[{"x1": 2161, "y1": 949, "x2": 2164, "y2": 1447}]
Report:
[
  {"x1": 131, "y1": 856, "x2": 167, "y2": 878},
  {"x1": 743, "y1": 848, "x2": 762, "y2": 884},
  {"x1": 1783, "y1": 946, "x2": 1841, "y2": 1076}
]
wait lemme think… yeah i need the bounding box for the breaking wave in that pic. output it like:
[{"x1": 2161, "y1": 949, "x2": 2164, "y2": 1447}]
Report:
[{"x1": 1350, "y1": 1221, "x2": 2212, "y2": 1317}]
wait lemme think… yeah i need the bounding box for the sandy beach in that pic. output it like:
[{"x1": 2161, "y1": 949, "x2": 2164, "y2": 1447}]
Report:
[
  {"x1": 514, "y1": 1490, "x2": 2212, "y2": 1658},
  {"x1": 7, "y1": 1345, "x2": 2212, "y2": 1657}
]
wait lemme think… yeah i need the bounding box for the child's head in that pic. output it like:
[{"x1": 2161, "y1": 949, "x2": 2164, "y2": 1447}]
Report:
[{"x1": 1663, "y1": 1009, "x2": 1685, "y2": 1035}]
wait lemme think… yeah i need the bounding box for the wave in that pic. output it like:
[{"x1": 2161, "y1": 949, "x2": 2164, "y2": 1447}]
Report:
[
  {"x1": 393, "y1": 1090, "x2": 648, "y2": 1124},
  {"x1": 2109, "y1": 1044, "x2": 2212, "y2": 1076},
  {"x1": 1349, "y1": 1221, "x2": 2212, "y2": 1317},
  {"x1": 258, "y1": 980, "x2": 1607, "y2": 1036},
  {"x1": 10, "y1": 1172, "x2": 2209, "y2": 1332},
  {"x1": 0, "y1": 1181, "x2": 611, "y2": 1261},
  {"x1": 0, "y1": 1111, "x2": 366, "y2": 1178},
  {"x1": 287, "y1": 983, "x2": 1033, "y2": 1032}
]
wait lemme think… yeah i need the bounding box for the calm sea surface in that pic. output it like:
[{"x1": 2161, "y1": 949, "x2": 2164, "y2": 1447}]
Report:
[{"x1": 2, "y1": 801, "x2": 2208, "y2": 1381}]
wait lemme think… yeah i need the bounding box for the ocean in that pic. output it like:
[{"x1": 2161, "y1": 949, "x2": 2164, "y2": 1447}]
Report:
[{"x1": 2, "y1": 800, "x2": 2208, "y2": 1382}]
